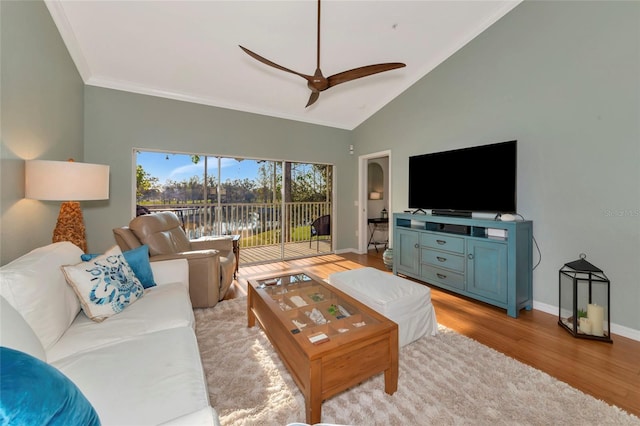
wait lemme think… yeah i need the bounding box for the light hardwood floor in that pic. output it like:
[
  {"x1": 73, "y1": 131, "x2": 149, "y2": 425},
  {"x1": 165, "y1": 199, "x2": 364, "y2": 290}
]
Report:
[{"x1": 227, "y1": 251, "x2": 640, "y2": 418}]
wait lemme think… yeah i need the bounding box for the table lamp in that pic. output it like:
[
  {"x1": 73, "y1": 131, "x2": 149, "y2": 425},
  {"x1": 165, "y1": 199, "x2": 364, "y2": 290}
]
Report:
[{"x1": 25, "y1": 159, "x2": 110, "y2": 253}]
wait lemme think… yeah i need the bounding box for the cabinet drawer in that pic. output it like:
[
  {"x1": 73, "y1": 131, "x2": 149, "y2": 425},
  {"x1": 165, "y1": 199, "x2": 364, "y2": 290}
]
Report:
[
  {"x1": 421, "y1": 265, "x2": 465, "y2": 290},
  {"x1": 421, "y1": 249, "x2": 465, "y2": 272},
  {"x1": 421, "y1": 233, "x2": 464, "y2": 254}
]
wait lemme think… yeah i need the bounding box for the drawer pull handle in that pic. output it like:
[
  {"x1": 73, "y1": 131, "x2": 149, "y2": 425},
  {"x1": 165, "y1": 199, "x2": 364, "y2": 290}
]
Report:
[
  {"x1": 414, "y1": 243, "x2": 420, "y2": 249},
  {"x1": 437, "y1": 256, "x2": 447, "y2": 262},
  {"x1": 436, "y1": 240, "x2": 446, "y2": 245},
  {"x1": 436, "y1": 273, "x2": 447, "y2": 279},
  {"x1": 468, "y1": 254, "x2": 474, "y2": 260}
]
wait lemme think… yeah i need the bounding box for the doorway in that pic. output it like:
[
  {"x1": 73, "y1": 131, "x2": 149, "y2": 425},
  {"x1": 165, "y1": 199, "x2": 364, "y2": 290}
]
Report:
[{"x1": 358, "y1": 150, "x2": 391, "y2": 254}]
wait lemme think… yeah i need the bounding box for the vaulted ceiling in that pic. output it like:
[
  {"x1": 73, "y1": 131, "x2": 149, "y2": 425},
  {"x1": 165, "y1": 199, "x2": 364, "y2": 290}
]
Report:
[{"x1": 46, "y1": 0, "x2": 521, "y2": 130}]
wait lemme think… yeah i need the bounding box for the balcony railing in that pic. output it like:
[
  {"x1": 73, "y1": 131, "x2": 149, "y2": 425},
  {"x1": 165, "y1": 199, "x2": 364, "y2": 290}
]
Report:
[{"x1": 147, "y1": 202, "x2": 331, "y2": 248}]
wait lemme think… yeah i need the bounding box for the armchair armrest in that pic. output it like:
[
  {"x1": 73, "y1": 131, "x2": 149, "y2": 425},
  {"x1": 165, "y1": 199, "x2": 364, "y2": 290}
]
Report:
[
  {"x1": 151, "y1": 249, "x2": 220, "y2": 262},
  {"x1": 190, "y1": 236, "x2": 234, "y2": 253},
  {"x1": 150, "y1": 250, "x2": 222, "y2": 308}
]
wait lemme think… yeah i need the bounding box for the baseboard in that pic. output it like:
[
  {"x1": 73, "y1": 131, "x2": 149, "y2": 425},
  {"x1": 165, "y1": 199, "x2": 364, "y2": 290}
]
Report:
[
  {"x1": 534, "y1": 301, "x2": 639, "y2": 342},
  {"x1": 335, "y1": 248, "x2": 359, "y2": 254}
]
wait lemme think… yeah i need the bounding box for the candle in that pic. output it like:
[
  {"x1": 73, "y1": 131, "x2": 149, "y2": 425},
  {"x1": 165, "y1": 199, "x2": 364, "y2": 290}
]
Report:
[
  {"x1": 588, "y1": 303, "x2": 604, "y2": 336},
  {"x1": 579, "y1": 317, "x2": 592, "y2": 334}
]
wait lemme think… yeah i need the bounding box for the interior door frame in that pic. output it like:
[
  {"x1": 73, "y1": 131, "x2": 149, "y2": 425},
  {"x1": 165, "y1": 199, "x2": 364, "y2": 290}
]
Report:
[{"x1": 358, "y1": 150, "x2": 392, "y2": 254}]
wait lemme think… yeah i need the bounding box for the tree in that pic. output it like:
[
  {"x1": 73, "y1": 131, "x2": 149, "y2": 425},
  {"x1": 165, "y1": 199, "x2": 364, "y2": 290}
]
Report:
[
  {"x1": 256, "y1": 161, "x2": 282, "y2": 203},
  {"x1": 257, "y1": 162, "x2": 273, "y2": 203},
  {"x1": 136, "y1": 165, "x2": 159, "y2": 200},
  {"x1": 289, "y1": 163, "x2": 331, "y2": 202},
  {"x1": 187, "y1": 176, "x2": 202, "y2": 203}
]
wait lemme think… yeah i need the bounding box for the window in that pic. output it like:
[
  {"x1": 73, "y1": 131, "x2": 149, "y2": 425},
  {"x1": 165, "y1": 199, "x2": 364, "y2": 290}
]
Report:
[{"x1": 135, "y1": 150, "x2": 333, "y2": 265}]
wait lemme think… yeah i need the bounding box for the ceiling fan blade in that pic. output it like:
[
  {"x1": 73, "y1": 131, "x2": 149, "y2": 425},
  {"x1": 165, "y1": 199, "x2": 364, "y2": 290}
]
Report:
[
  {"x1": 239, "y1": 45, "x2": 313, "y2": 83},
  {"x1": 239, "y1": 0, "x2": 405, "y2": 108},
  {"x1": 327, "y1": 63, "x2": 406, "y2": 88},
  {"x1": 306, "y1": 91, "x2": 320, "y2": 108}
]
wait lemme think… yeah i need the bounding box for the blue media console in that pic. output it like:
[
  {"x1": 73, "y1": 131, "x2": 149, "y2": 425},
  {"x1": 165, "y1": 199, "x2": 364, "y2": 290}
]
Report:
[{"x1": 392, "y1": 213, "x2": 533, "y2": 318}]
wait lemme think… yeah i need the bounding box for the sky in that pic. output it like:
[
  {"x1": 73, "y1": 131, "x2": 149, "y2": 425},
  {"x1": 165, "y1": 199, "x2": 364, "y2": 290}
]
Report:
[{"x1": 137, "y1": 151, "x2": 262, "y2": 186}]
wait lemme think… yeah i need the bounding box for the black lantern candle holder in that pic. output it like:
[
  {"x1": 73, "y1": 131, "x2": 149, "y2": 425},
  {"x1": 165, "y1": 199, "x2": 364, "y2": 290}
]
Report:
[{"x1": 558, "y1": 253, "x2": 612, "y2": 342}]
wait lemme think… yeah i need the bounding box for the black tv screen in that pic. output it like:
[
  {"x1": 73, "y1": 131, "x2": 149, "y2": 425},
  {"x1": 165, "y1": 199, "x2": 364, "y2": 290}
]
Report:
[{"x1": 409, "y1": 140, "x2": 517, "y2": 214}]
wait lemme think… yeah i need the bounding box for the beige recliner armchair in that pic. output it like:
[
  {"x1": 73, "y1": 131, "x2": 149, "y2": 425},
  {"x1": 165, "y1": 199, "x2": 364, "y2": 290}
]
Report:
[{"x1": 113, "y1": 211, "x2": 236, "y2": 308}]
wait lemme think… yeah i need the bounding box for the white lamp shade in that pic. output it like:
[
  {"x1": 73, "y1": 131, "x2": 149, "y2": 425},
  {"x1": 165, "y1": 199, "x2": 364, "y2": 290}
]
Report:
[
  {"x1": 25, "y1": 160, "x2": 110, "y2": 201},
  {"x1": 369, "y1": 191, "x2": 382, "y2": 200}
]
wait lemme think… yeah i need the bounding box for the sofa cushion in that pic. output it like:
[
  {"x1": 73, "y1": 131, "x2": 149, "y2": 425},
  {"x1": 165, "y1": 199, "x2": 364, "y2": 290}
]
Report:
[
  {"x1": 0, "y1": 347, "x2": 100, "y2": 426},
  {"x1": 0, "y1": 242, "x2": 82, "y2": 351},
  {"x1": 52, "y1": 327, "x2": 211, "y2": 426},
  {"x1": 82, "y1": 244, "x2": 157, "y2": 289},
  {"x1": 0, "y1": 296, "x2": 46, "y2": 361},
  {"x1": 160, "y1": 407, "x2": 221, "y2": 426},
  {"x1": 47, "y1": 282, "x2": 195, "y2": 363},
  {"x1": 62, "y1": 245, "x2": 145, "y2": 322}
]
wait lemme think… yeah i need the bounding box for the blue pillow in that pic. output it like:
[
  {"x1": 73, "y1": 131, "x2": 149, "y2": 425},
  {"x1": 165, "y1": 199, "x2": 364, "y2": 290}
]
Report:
[
  {"x1": 0, "y1": 346, "x2": 100, "y2": 426},
  {"x1": 82, "y1": 245, "x2": 157, "y2": 289}
]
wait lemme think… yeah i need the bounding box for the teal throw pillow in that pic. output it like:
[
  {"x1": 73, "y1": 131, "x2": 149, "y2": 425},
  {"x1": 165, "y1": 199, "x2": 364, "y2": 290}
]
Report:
[
  {"x1": 0, "y1": 346, "x2": 101, "y2": 426},
  {"x1": 81, "y1": 245, "x2": 156, "y2": 289}
]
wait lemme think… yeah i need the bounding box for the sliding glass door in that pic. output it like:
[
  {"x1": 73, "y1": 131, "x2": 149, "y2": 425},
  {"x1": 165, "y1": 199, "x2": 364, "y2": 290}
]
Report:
[{"x1": 135, "y1": 150, "x2": 333, "y2": 265}]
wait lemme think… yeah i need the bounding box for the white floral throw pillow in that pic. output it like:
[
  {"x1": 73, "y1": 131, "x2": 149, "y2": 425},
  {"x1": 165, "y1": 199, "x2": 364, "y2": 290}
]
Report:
[{"x1": 62, "y1": 245, "x2": 144, "y2": 322}]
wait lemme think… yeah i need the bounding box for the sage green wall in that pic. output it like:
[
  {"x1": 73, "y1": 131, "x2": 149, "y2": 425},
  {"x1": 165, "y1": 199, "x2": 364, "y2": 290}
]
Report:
[
  {"x1": 0, "y1": 0, "x2": 84, "y2": 265},
  {"x1": 354, "y1": 1, "x2": 640, "y2": 333},
  {"x1": 82, "y1": 87, "x2": 355, "y2": 253}
]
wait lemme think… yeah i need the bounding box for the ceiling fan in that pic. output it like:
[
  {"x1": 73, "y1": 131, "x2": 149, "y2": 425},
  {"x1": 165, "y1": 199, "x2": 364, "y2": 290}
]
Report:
[{"x1": 239, "y1": 0, "x2": 406, "y2": 108}]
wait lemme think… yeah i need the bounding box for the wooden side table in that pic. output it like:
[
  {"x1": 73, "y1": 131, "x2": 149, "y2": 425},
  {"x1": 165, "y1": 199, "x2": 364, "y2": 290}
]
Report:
[{"x1": 367, "y1": 217, "x2": 389, "y2": 252}]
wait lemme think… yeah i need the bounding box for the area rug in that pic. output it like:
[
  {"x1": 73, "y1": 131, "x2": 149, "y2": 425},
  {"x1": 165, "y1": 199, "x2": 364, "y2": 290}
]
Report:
[{"x1": 194, "y1": 298, "x2": 639, "y2": 426}]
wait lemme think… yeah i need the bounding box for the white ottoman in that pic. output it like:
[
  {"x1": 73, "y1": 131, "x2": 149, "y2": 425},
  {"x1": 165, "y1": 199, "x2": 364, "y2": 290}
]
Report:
[{"x1": 327, "y1": 267, "x2": 438, "y2": 347}]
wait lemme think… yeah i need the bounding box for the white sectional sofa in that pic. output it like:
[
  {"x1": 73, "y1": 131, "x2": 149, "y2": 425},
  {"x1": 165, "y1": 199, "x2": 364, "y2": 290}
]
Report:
[{"x1": 0, "y1": 242, "x2": 220, "y2": 426}]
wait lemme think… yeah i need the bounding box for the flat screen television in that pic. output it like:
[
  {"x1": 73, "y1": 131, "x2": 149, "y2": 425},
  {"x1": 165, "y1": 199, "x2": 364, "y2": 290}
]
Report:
[{"x1": 408, "y1": 140, "x2": 517, "y2": 215}]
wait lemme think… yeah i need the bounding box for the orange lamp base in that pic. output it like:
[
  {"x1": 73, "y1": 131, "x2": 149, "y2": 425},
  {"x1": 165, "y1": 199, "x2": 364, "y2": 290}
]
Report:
[{"x1": 52, "y1": 201, "x2": 88, "y2": 253}]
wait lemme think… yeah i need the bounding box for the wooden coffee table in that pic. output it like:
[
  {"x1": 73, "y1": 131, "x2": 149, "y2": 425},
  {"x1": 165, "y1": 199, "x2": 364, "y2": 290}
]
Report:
[{"x1": 247, "y1": 271, "x2": 398, "y2": 424}]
